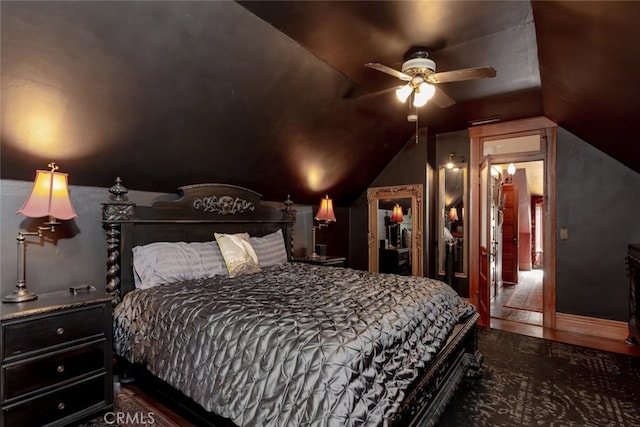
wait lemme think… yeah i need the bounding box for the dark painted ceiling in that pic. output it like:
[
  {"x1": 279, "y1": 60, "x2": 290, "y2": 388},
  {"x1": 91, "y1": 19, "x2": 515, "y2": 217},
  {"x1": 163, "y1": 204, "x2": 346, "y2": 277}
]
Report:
[{"x1": 1, "y1": 1, "x2": 638, "y2": 207}]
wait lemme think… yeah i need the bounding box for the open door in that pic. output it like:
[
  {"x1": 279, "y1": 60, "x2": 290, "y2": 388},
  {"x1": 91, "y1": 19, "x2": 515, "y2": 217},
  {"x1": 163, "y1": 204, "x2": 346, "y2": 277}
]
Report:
[
  {"x1": 501, "y1": 184, "x2": 519, "y2": 284},
  {"x1": 477, "y1": 156, "x2": 492, "y2": 326}
]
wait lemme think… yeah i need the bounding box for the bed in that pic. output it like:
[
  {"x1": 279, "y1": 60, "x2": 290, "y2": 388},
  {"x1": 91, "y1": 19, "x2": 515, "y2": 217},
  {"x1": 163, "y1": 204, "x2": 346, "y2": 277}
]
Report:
[{"x1": 102, "y1": 180, "x2": 481, "y2": 426}]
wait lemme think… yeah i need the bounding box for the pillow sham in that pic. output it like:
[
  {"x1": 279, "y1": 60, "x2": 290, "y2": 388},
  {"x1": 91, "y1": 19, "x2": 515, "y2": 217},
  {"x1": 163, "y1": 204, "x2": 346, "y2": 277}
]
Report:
[
  {"x1": 214, "y1": 232, "x2": 261, "y2": 278},
  {"x1": 132, "y1": 241, "x2": 227, "y2": 289},
  {"x1": 249, "y1": 229, "x2": 288, "y2": 267}
]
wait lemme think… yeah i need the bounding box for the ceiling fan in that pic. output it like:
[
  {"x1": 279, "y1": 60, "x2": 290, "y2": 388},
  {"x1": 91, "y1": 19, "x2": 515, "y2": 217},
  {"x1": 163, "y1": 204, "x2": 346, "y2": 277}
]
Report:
[{"x1": 363, "y1": 50, "x2": 496, "y2": 108}]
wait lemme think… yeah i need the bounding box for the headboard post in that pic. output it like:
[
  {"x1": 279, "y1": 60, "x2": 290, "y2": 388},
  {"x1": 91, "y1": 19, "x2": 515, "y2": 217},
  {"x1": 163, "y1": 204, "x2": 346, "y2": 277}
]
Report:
[
  {"x1": 102, "y1": 177, "x2": 135, "y2": 306},
  {"x1": 282, "y1": 194, "x2": 296, "y2": 260}
]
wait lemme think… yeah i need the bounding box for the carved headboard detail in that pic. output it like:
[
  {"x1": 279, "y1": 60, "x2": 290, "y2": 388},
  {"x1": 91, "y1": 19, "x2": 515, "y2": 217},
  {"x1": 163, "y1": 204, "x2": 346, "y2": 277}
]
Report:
[{"x1": 101, "y1": 179, "x2": 296, "y2": 306}]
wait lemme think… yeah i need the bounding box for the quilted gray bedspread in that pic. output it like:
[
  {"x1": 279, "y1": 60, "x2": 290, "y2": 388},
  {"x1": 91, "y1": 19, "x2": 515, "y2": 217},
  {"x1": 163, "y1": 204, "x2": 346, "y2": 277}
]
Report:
[{"x1": 113, "y1": 263, "x2": 474, "y2": 426}]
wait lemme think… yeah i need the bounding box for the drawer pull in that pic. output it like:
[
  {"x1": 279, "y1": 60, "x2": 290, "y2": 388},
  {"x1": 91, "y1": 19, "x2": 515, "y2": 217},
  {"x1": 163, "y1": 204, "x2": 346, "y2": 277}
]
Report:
[
  {"x1": 56, "y1": 327, "x2": 65, "y2": 335},
  {"x1": 57, "y1": 364, "x2": 65, "y2": 373},
  {"x1": 58, "y1": 402, "x2": 65, "y2": 411}
]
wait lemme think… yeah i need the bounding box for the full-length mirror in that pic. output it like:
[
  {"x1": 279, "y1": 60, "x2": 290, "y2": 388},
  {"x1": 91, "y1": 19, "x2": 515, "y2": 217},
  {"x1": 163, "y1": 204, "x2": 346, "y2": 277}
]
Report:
[
  {"x1": 438, "y1": 163, "x2": 468, "y2": 281},
  {"x1": 368, "y1": 184, "x2": 423, "y2": 276}
]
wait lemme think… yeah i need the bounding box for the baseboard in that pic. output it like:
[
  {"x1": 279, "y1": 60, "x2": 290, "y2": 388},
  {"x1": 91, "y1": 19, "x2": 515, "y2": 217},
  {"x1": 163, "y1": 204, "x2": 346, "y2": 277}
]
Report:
[{"x1": 555, "y1": 312, "x2": 628, "y2": 341}]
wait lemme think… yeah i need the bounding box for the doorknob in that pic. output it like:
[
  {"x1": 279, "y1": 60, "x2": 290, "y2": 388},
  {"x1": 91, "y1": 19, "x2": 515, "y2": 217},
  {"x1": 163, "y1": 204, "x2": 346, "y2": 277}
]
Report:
[{"x1": 513, "y1": 237, "x2": 518, "y2": 245}]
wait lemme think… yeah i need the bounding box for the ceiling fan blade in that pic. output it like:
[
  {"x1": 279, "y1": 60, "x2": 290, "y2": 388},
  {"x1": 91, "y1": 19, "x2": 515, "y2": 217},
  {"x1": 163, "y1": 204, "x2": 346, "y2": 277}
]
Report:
[
  {"x1": 426, "y1": 66, "x2": 497, "y2": 84},
  {"x1": 430, "y1": 86, "x2": 456, "y2": 108},
  {"x1": 358, "y1": 85, "x2": 403, "y2": 100},
  {"x1": 365, "y1": 63, "x2": 412, "y2": 81}
]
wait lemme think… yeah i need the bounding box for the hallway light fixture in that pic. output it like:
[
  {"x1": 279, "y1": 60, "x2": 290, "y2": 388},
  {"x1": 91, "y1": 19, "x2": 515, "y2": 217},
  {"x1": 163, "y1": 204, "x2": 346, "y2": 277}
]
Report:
[{"x1": 3, "y1": 162, "x2": 77, "y2": 302}]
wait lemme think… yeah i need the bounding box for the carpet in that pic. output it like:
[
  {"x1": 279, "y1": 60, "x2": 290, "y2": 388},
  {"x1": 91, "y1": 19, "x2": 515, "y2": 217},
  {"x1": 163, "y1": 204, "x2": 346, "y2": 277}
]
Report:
[
  {"x1": 437, "y1": 329, "x2": 640, "y2": 427},
  {"x1": 81, "y1": 330, "x2": 640, "y2": 427},
  {"x1": 78, "y1": 387, "x2": 180, "y2": 427},
  {"x1": 503, "y1": 275, "x2": 543, "y2": 312}
]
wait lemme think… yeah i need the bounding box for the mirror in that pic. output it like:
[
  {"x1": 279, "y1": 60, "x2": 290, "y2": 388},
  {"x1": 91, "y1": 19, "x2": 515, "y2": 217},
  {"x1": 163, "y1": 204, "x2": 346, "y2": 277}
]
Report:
[
  {"x1": 438, "y1": 163, "x2": 468, "y2": 280},
  {"x1": 367, "y1": 184, "x2": 423, "y2": 276}
]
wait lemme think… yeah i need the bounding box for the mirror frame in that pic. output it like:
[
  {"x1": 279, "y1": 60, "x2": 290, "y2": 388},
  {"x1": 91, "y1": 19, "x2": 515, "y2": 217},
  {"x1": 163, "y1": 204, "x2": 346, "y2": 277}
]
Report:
[
  {"x1": 438, "y1": 163, "x2": 468, "y2": 278},
  {"x1": 367, "y1": 184, "x2": 423, "y2": 276}
]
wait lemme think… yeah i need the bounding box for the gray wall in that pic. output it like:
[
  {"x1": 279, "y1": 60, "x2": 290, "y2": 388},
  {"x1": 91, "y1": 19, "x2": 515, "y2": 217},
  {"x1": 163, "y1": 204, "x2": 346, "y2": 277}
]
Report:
[
  {"x1": 348, "y1": 124, "x2": 640, "y2": 322},
  {"x1": 348, "y1": 128, "x2": 431, "y2": 272},
  {"x1": 556, "y1": 127, "x2": 640, "y2": 321}
]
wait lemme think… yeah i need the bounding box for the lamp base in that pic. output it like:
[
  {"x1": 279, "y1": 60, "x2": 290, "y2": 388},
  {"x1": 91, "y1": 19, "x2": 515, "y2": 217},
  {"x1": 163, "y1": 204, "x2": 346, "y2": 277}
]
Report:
[{"x1": 2, "y1": 287, "x2": 38, "y2": 303}]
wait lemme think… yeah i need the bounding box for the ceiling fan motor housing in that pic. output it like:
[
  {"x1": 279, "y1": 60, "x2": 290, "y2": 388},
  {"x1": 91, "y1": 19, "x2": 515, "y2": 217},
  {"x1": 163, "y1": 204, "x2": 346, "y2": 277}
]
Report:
[{"x1": 401, "y1": 57, "x2": 436, "y2": 75}]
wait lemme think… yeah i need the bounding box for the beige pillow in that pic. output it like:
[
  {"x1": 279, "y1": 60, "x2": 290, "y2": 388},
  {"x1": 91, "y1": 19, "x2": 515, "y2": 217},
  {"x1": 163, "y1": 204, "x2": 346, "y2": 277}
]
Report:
[{"x1": 214, "y1": 232, "x2": 261, "y2": 278}]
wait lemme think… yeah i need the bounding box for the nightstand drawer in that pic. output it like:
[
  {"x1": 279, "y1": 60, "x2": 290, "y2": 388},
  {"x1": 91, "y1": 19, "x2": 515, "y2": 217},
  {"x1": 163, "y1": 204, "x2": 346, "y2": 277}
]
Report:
[
  {"x1": 3, "y1": 306, "x2": 105, "y2": 358},
  {"x1": 3, "y1": 341, "x2": 106, "y2": 401},
  {"x1": 3, "y1": 374, "x2": 106, "y2": 427}
]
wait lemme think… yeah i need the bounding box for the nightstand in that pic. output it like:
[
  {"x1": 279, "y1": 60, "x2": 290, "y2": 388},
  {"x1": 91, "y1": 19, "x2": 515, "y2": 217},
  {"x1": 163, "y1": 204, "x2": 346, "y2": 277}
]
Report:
[
  {"x1": 379, "y1": 248, "x2": 411, "y2": 275},
  {"x1": 1, "y1": 290, "x2": 113, "y2": 427},
  {"x1": 294, "y1": 256, "x2": 347, "y2": 267}
]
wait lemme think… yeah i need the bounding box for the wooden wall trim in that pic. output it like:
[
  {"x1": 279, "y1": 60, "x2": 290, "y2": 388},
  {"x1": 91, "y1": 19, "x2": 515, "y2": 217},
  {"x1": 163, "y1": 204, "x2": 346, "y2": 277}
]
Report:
[
  {"x1": 468, "y1": 116, "x2": 557, "y2": 138},
  {"x1": 555, "y1": 312, "x2": 628, "y2": 341}
]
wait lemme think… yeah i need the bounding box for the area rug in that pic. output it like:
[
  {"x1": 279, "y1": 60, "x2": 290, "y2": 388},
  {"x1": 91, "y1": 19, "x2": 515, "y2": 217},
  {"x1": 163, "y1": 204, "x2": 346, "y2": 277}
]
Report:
[
  {"x1": 78, "y1": 387, "x2": 180, "y2": 427},
  {"x1": 503, "y1": 279, "x2": 543, "y2": 312},
  {"x1": 437, "y1": 329, "x2": 640, "y2": 426}
]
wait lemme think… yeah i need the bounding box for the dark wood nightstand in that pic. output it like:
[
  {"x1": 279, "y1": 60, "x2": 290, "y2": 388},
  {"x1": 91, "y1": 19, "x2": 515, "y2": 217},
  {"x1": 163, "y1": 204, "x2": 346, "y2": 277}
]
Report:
[
  {"x1": 379, "y1": 248, "x2": 411, "y2": 275},
  {"x1": 294, "y1": 256, "x2": 347, "y2": 267},
  {"x1": 1, "y1": 290, "x2": 113, "y2": 427}
]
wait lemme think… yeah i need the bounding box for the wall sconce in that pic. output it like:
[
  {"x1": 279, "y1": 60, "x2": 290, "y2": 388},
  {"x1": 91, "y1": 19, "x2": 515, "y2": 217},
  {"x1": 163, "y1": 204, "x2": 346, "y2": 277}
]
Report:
[
  {"x1": 446, "y1": 153, "x2": 465, "y2": 170},
  {"x1": 391, "y1": 204, "x2": 404, "y2": 223},
  {"x1": 503, "y1": 163, "x2": 516, "y2": 184},
  {"x1": 3, "y1": 162, "x2": 77, "y2": 302},
  {"x1": 311, "y1": 195, "x2": 336, "y2": 259}
]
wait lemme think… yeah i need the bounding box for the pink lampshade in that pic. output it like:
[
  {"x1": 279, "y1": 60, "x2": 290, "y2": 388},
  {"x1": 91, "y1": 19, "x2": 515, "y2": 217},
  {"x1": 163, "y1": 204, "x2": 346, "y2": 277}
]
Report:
[
  {"x1": 17, "y1": 166, "x2": 77, "y2": 220},
  {"x1": 448, "y1": 207, "x2": 459, "y2": 221},
  {"x1": 315, "y1": 195, "x2": 336, "y2": 222},
  {"x1": 391, "y1": 204, "x2": 404, "y2": 223}
]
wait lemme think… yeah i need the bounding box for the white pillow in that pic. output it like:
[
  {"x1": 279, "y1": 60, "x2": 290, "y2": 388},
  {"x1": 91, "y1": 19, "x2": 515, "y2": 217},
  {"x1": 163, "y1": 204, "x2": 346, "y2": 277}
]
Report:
[
  {"x1": 214, "y1": 232, "x2": 261, "y2": 278},
  {"x1": 250, "y1": 229, "x2": 288, "y2": 267},
  {"x1": 132, "y1": 241, "x2": 227, "y2": 289}
]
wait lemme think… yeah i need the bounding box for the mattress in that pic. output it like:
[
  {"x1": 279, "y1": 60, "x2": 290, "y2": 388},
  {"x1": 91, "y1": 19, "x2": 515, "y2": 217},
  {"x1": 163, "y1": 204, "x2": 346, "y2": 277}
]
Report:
[{"x1": 113, "y1": 262, "x2": 475, "y2": 426}]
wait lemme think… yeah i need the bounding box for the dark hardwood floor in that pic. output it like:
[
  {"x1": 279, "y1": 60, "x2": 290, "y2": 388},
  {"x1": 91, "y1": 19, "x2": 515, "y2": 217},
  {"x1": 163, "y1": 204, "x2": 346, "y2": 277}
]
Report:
[{"x1": 489, "y1": 270, "x2": 640, "y2": 357}]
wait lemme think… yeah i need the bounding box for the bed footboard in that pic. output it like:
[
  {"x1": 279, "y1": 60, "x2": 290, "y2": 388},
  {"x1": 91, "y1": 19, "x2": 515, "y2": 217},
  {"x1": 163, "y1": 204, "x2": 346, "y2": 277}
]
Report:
[{"x1": 393, "y1": 312, "x2": 482, "y2": 426}]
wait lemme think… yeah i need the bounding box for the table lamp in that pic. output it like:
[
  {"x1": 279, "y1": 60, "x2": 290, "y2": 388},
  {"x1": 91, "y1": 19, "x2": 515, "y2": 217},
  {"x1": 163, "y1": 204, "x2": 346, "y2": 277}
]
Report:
[{"x1": 3, "y1": 162, "x2": 77, "y2": 302}]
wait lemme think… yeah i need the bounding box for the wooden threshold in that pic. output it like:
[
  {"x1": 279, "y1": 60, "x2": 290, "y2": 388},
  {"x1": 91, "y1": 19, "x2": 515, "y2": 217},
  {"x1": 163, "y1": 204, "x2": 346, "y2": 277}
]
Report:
[{"x1": 491, "y1": 317, "x2": 640, "y2": 357}]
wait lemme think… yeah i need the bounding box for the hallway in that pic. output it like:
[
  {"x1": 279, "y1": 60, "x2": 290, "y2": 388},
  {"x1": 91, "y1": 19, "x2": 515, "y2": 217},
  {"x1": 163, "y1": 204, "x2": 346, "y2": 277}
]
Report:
[{"x1": 490, "y1": 269, "x2": 543, "y2": 326}]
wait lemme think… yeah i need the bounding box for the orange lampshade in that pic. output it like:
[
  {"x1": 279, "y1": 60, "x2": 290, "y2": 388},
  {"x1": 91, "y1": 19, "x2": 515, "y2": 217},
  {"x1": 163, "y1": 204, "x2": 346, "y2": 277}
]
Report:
[
  {"x1": 315, "y1": 195, "x2": 336, "y2": 223},
  {"x1": 391, "y1": 204, "x2": 404, "y2": 223},
  {"x1": 448, "y1": 207, "x2": 459, "y2": 221},
  {"x1": 17, "y1": 165, "x2": 77, "y2": 220}
]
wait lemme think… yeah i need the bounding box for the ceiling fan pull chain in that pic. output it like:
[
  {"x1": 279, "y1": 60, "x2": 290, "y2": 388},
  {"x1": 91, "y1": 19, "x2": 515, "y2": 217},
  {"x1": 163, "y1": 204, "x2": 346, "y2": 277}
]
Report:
[{"x1": 415, "y1": 107, "x2": 419, "y2": 144}]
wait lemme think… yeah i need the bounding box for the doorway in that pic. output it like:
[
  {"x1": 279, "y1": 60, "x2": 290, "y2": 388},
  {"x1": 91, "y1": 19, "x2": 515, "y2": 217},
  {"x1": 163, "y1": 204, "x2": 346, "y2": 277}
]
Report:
[
  {"x1": 489, "y1": 160, "x2": 544, "y2": 326},
  {"x1": 468, "y1": 117, "x2": 557, "y2": 330}
]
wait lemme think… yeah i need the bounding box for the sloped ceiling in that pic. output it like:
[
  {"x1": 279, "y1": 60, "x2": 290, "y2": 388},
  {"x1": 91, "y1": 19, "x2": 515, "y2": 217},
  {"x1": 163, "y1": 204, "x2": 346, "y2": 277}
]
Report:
[{"x1": 1, "y1": 1, "x2": 638, "y2": 207}]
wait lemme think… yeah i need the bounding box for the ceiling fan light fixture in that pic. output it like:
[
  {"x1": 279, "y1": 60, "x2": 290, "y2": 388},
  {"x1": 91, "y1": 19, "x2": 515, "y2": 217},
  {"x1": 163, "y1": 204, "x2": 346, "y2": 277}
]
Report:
[
  {"x1": 412, "y1": 82, "x2": 435, "y2": 107},
  {"x1": 413, "y1": 92, "x2": 428, "y2": 107},
  {"x1": 418, "y1": 82, "x2": 435, "y2": 100},
  {"x1": 395, "y1": 84, "x2": 413, "y2": 103}
]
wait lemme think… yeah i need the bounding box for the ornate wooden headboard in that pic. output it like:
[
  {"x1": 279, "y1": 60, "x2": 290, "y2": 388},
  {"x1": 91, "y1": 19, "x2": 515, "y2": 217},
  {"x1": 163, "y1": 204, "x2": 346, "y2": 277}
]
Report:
[{"x1": 101, "y1": 178, "x2": 296, "y2": 305}]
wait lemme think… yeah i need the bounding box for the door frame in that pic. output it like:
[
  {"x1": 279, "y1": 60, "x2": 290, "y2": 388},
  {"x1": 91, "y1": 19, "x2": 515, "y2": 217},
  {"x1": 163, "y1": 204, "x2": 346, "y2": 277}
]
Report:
[{"x1": 469, "y1": 117, "x2": 557, "y2": 328}]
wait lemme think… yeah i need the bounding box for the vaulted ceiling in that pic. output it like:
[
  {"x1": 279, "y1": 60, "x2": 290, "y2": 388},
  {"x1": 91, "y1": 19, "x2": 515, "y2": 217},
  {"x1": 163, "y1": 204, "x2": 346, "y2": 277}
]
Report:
[{"x1": 1, "y1": 1, "x2": 638, "y2": 206}]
